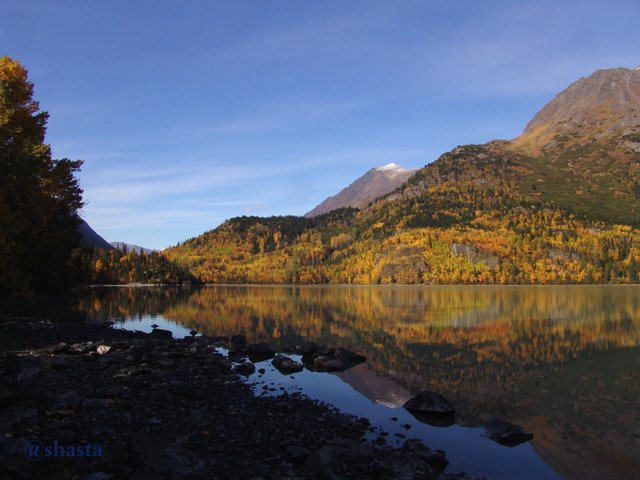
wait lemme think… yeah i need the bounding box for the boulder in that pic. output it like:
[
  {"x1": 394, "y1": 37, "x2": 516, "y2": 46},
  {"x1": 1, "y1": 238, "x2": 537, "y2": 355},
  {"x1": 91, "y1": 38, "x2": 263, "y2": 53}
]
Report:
[
  {"x1": 403, "y1": 391, "x2": 455, "y2": 427},
  {"x1": 233, "y1": 362, "x2": 256, "y2": 376},
  {"x1": 247, "y1": 343, "x2": 275, "y2": 362},
  {"x1": 96, "y1": 345, "x2": 111, "y2": 355},
  {"x1": 272, "y1": 355, "x2": 304, "y2": 374},
  {"x1": 230, "y1": 334, "x2": 247, "y2": 349},
  {"x1": 68, "y1": 341, "x2": 94, "y2": 354},
  {"x1": 151, "y1": 328, "x2": 172, "y2": 339},
  {"x1": 483, "y1": 419, "x2": 533, "y2": 447},
  {"x1": 302, "y1": 346, "x2": 365, "y2": 372}
]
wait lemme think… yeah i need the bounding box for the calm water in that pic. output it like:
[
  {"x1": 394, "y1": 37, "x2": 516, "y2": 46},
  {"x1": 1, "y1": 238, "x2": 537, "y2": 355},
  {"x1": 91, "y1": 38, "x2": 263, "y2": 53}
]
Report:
[{"x1": 76, "y1": 285, "x2": 640, "y2": 480}]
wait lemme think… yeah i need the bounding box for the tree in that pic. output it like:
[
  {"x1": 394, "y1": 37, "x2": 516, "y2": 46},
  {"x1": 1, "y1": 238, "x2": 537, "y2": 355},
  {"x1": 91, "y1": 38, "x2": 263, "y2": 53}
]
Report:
[{"x1": 0, "y1": 56, "x2": 83, "y2": 295}]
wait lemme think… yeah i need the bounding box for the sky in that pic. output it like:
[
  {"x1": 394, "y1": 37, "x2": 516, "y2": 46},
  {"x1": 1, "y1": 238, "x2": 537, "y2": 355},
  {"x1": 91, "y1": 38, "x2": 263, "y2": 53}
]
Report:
[{"x1": 2, "y1": 0, "x2": 639, "y2": 250}]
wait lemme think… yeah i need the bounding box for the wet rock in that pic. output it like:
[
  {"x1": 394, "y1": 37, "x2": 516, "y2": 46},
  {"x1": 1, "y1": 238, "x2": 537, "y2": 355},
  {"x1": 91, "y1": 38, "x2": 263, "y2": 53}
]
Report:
[
  {"x1": 302, "y1": 346, "x2": 366, "y2": 372},
  {"x1": 247, "y1": 343, "x2": 276, "y2": 362},
  {"x1": 272, "y1": 355, "x2": 304, "y2": 374},
  {"x1": 402, "y1": 439, "x2": 448, "y2": 474},
  {"x1": 151, "y1": 328, "x2": 172, "y2": 339},
  {"x1": 233, "y1": 362, "x2": 256, "y2": 375},
  {"x1": 403, "y1": 391, "x2": 455, "y2": 427},
  {"x1": 483, "y1": 419, "x2": 534, "y2": 447}
]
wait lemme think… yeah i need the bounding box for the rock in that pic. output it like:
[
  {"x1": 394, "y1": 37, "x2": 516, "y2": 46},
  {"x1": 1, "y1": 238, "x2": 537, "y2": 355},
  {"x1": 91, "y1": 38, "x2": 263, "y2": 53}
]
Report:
[
  {"x1": 402, "y1": 439, "x2": 448, "y2": 474},
  {"x1": 46, "y1": 342, "x2": 68, "y2": 354},
  {"x1": 302, "y1": 346, "x2": 366, "y2": 372},
  {"x1": 247, "y1": 343, "x2": 275, "y2": 362},
  {"x1": 81, "y1": 398, "x2": 110, "y2": 408},
  {"x1": 272, "y1": 355, "x2": 304, "y2": 374},
  {"x1": 151, "y1": 328, "x2": 172, "y2": 339},
  {"x1": 403, "y1": 391, "x2": 455, "y2": 427},
  {"x1": 233, "y1": 362, "x2": 256, "y2": 375},
  {"x1": 81, "y1": 473, "x2": 113, "y2": 480},
  {"x1": 230, "y1": 334, "x2": 247, "y2": 349},
  {"x1": 14, "y1": 363, "x2": 42, "y2": 383},
  {"x1": 286, "y1": 445, "x2": 310, "y2": 463},
  {"x1": 94, "y1": 384, "x2": 126, "y2": 398},
  {"x1": 53, "y1": 390, "x2": 81, "y2": 409},
  {"x1": 68, "y1": 341, "x2": 94, "y2": 354},
  {"x1": 443, "y1": 473, "x2": 476, "y2": 480},
  {"x1": 0, "y1": 406, "x2": 38, "y2": 429},
  {"x1": 96, "y1": 345, "x2": 111, "y2": 355},
  {"x1": 301, "y1": 345, "x2": 329, "y2": 365},
  {"x1": 483, "y1": 419, "x2": 533, "y2": 447}
]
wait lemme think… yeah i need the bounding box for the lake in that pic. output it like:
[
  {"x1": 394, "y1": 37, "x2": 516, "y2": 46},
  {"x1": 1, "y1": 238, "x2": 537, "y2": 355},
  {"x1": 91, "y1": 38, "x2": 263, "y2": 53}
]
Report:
[{"x1": 75, "y1": 285, "x2": 640, "y2": 480}]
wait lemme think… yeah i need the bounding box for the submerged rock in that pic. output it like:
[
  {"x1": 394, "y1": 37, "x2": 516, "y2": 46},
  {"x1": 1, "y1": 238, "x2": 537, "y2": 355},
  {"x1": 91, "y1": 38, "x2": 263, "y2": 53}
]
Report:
[
  {"x1": 483, "y1": 419, "x2": 533, "y2": 447},
  {"x1": 403, "y1": 391, "x2": 455, "y2": 427},
  {"x1": 272, "y1": 355, "x2": 304, "y2": 374}
]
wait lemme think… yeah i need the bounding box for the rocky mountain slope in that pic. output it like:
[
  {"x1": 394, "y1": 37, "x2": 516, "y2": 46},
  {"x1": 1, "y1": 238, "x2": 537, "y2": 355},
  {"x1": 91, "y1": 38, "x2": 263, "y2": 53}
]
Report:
[
  {"x1": 78, "y1": 219, "x2": 113, "y2": 250},
  {"x1": 305, "y1": 163, "x2": 416, "y2": 217}
]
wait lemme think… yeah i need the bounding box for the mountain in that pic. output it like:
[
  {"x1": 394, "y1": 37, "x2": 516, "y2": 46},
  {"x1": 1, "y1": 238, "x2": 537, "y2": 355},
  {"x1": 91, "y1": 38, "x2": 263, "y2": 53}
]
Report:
[
  {"x1": 513, "y1": 67, "x2": 640, "y2": 154},
  {"x1": 305, "y1": 163, "x2": 417, "y2": 217},
  {"x1": 110, "y1": 242, "x2": 155, "y2": 255},
  {"x1": 78, "y1": 219, "x2": 113, "y2": 250},
  {"x1": 402, "y1": 67, "x2": 640, "y2": 225},
  {"x1": 165, "y1": 67, "x2": 640, "y2": 285}
]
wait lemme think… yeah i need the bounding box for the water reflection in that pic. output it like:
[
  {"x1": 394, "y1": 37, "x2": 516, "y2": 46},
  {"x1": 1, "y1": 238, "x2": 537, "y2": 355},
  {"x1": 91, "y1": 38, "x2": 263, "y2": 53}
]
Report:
[{"x1": 76, "y1": 285, "x2": 640, "y2": 480}]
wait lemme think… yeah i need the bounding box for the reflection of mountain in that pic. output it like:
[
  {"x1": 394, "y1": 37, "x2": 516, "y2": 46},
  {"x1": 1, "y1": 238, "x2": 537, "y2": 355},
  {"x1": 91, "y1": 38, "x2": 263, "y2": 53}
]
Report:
[
  {"x1": 75, "y1": 285, "x2": 640, "y2": 479},
  {"x1": 335, "y1": 363, "x2": 412, "y2": 408}
]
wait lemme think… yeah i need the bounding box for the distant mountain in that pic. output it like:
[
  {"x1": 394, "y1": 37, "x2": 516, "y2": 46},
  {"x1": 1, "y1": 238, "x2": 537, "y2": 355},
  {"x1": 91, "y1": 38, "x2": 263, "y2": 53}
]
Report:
[
  {"x1": 305, "y1": 163, "x2": 417, "y2": 217},
  {"x1": 110, "y1": 242, "x2": 155, "y2": 255},
  {"x1": 78, "y1": 219, "x2": 113, "y2": 250}
]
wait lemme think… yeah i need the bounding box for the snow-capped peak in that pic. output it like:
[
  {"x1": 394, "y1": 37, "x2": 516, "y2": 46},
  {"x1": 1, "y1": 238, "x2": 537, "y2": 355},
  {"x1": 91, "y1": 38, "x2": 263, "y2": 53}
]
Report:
[{"x1": 376, "y1": 162, "x2": 405, "y2": 172}]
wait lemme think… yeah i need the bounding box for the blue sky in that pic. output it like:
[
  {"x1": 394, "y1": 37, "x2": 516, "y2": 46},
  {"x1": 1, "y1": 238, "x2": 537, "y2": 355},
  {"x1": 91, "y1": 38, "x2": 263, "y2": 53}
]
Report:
[{"x1": 2, "y1": 1, "x2": 639, "y2": 249}]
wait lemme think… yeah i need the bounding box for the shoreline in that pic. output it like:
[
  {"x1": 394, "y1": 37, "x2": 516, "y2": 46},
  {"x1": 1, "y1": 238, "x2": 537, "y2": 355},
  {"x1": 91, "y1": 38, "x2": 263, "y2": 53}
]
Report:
[{"x1": 0, "y1": 312, "x2": 474, "y2": 479}]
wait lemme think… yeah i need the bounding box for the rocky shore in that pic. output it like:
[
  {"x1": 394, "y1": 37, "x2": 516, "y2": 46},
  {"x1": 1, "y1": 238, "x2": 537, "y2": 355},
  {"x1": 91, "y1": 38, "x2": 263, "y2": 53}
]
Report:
[{"x1": 0, "y1": 312, "x2": 477, "y2": 479}]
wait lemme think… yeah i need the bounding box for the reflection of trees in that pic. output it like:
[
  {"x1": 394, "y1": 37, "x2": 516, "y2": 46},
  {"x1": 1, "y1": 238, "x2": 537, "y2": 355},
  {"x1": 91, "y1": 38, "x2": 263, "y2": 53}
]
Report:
[
  {"x1": 76, "y1": 285, "x2": 640, "y2": 414},
  {"x1": 76, "y1": 285, "x2": 640, "y2": 479}
]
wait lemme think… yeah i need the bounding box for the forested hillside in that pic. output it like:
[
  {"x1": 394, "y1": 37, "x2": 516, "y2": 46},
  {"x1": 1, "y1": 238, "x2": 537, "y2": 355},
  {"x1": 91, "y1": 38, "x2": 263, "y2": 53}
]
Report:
[{"x1": 165, "y1": 67, "x2": 640, "y2": 285}]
